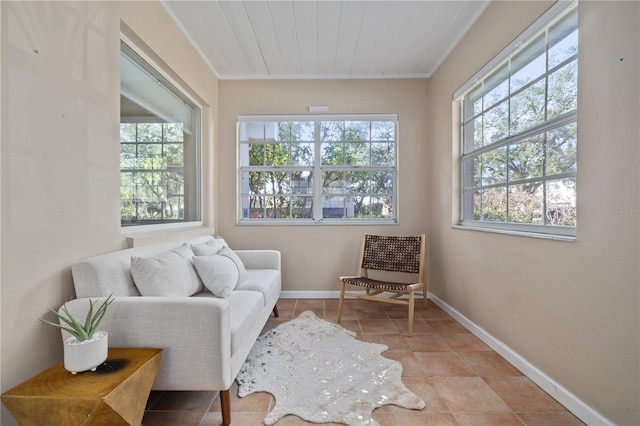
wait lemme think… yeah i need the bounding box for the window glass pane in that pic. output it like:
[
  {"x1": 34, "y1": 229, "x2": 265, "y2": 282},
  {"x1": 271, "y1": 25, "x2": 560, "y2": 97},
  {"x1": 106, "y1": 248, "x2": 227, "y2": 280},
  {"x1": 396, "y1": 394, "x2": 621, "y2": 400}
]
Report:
[
  {"x1": 276, "y1": 122, "x2": 291, "y2": 141},
  {"x1": 321, "y1": 142, "x2": 344, "y2": 165},
  {"x1": 549, "y1": 8, "x2": 578, "y2": 69},
  {"x1": 463, "y1": 116, "x2": 483, "y2": 151},
  {"x1": 511, "y1": 34, "x2": 546, "y2": 92},
  {"x1": 164, "y1": 144, "x2": 183, "y2": 167},
  {"x1": 482, "y1": 187, "x2": 507, "y2": 222},
  {"x1": 345, "y1": 121, "x2": 370, "y2": 141},
  {"x1": 345, "y1": 142, "x2": 369, "y2": 165},
  {"x1": 164, "y1": 123, "x2": 183, "y2": 142},
  {"x1": 291, "y1": 196, "x2": 313, "y2": 218},
  {"x1": 322, "y1": 196, "x2": 348, "y2": 218},
  {"x1": 320, "y1": 121, "x2": 344, "y2": 141},
  {"x1": 510, "y1": 79, "x2": 546, "y2": 133},
  {"x1": 291, "y1": 143, "x2": 314, "y2": 166},
  {"x1": 371, "y1": 142, "x2": 394, "y2": 165},
  {"x1": 137, "y1": 123, "x2": 162, "y2": 142},
  {"x1": 322, "y1": 171, "x2": 345, "y2": 194},
  {"x1": 120, "y1": 123, "x2": 136, "y2": 141},
  {"x1": 508, "y1": 135, "x2": 544, "y2": 181},
  {"x1": 248, "y1": 144, "x2": 265, "y2": 166},
  {"x1": 371, "y1": 171, "x2": 394, "y2": 194},
  {"x1": 483, "y1": 64, "x2": 509, "y2": 109},
  {"x1": 547, "y1": 60, "x2": 578, "y2": 119},
  {"x1": 242, "y1": 171, "x2": 265, "y2": 194},
  {"x1": 508, "y1": 183, "x2": 544, "y2": 224},
  {"x1": 464, "y1": 84, "x2": 483, "y2": 117},
  {"x1": 265, "y1": 143, "x2": 289, "y2": 166},
  {"x1": 371, "y1": 121, "x2": 395, "y2": 141},
  {"x1": 546, "y1": 122, "x2": 577, "y2": 175},
  {"x1": 345, "y1": 170, "x2": 369, "y2": 193},
  {"x1": 291, "y1": 171, "x2": 313, "y2": 194},
  {"x1": 546, "y1": 178, "x2": 576, "y2": 226},
  {"x1": 291, "y1": 122, "x2": 314, "y2": 141},
  {"x1": 480, "y1": 147, "x2": 507, "y2": 185},
  {"x1": 483, "y1": 101, "x2": 509, "y2": 144},
  {"x1": 241, "y1": 122, "x2": 265, "y2": 141}
]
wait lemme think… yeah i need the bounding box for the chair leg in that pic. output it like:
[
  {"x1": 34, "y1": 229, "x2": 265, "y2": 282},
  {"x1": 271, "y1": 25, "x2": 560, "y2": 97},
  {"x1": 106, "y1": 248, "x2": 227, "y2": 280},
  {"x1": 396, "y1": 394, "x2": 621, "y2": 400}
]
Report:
[
  {"x1": 220, "y1": 389, "x2": 231, "y2": 426},
  {"x1": 337, "y1": 281, "x2": 346, "y2": 323},
  {"x1": 273, "y1": 304, "x2": 279, "y2": 317},
  {"x1": 408, "y1": 291, "x2": 415, "y2": 337},
  {"x1": 422, "y1": 282, "x2": 428, "y2": 307}
]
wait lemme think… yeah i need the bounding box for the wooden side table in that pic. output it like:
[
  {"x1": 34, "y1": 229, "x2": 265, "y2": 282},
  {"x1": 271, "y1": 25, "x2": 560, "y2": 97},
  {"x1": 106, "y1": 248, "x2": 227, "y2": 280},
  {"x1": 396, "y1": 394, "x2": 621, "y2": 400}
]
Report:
[{"x1": 2, "y1": 347, "x2": 162, "y2": 426}]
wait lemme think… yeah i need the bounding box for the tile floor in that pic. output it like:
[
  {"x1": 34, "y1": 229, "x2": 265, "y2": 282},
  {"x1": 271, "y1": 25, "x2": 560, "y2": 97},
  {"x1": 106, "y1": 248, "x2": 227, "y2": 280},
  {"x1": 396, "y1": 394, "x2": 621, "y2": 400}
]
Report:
[{"x1": 142, "y1": 298, "x2": 585, "y2": 426}]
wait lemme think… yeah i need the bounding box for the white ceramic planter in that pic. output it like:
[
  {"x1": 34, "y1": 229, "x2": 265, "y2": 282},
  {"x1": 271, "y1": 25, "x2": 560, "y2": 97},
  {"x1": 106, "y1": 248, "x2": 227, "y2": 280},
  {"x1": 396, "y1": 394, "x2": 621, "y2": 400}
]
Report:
[{"x1": 63, "y1": 331, "x2": 108, "y2": 374}]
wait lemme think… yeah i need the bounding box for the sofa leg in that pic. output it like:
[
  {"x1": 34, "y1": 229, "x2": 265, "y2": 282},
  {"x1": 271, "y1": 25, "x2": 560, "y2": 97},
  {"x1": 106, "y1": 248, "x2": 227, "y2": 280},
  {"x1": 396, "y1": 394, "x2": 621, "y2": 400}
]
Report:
[
  {"x1": 273, "y1": 305, "x2": 279, "y2": 317},
  {"x1": 220, "y1": 389, "x2": 231, "y2": 426}
]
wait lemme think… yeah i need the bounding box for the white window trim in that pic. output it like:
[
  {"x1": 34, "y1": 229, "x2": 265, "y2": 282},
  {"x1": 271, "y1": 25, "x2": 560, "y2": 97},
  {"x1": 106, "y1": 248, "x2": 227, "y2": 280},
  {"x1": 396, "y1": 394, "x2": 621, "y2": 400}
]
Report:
[{"x1": 237, "y1": 114, "x2": 398, "y2": 225}]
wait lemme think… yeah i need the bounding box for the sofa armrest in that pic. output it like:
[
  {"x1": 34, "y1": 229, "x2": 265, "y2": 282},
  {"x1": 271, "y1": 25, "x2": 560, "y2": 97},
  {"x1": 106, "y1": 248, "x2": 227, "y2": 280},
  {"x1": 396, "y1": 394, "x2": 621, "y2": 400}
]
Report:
[
  {"x1": 63, "y1": 296, "x2": 233, "y2": 389},
  {"x1": 235, "y1": 250, "x2": 281, "y2": 270}
]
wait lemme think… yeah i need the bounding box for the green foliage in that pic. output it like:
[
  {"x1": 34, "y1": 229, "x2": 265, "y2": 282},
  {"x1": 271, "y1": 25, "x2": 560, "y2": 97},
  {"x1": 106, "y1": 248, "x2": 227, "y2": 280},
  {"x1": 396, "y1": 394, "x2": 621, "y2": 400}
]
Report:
[{"x1": 40, "y1": 295, "x2": 114, "y2": 341}]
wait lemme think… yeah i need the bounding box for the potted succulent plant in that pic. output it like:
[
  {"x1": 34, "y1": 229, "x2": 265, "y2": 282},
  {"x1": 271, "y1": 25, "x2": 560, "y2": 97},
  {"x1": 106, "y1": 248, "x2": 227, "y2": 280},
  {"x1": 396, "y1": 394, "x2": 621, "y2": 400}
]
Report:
[{"x1": 40, "y1": 295, "x2": 114, "y2": 374}]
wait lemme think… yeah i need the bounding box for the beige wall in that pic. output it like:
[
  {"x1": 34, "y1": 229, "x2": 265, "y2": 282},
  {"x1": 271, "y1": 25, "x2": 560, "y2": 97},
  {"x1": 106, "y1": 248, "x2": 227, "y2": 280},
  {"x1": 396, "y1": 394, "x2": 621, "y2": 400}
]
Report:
[
  {"x1": 218, "y1": 79, "x2": 429, "y2": 293},
  {"x1": 0, "y1": 1, "x2": 218, "y2": 424},
  {"x1": 428, "y1": 1, "x2": 639, "y2": 424}
]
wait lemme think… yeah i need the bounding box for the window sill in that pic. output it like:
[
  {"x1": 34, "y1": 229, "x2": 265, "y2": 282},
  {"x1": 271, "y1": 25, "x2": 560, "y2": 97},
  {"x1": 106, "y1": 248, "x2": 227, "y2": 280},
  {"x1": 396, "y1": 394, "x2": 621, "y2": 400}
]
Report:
[
  {"x1": 238, "y1": 219, "x2": 398, "y2": 226},
  {"x1": 121, "y1": 224, "x2": 214, "y2": 247},
  {"x1": 451, "y1": 224, "x2": 575, "y2": 242}
]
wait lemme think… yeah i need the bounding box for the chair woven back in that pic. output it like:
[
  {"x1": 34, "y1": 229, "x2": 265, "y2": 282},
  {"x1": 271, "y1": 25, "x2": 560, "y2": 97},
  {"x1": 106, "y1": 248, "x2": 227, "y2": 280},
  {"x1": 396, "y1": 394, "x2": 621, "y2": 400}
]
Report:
[{"x1": 361, "y1": 235, "x2": 423, "y2": 274}]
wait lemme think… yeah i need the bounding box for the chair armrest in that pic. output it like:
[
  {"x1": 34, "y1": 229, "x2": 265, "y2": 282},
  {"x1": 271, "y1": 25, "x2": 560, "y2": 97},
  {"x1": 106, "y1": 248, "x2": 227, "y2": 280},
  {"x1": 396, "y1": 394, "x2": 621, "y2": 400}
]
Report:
[
  {"x1": 63, "y1": 296, "x2": 232, "y2": 389},
  {"x1": 235, "y1": 250, "x2": 281, "y2": 270}
]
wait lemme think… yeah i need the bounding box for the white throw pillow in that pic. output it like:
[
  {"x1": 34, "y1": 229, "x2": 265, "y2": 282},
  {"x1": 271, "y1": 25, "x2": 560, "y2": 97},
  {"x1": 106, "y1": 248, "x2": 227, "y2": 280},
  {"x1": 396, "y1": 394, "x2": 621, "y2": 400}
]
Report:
[
  {"x1": 131, "y1": 245, "x2": 202, "y2": 297},
  {"x1": 193, "y1": 255, "x2": 239, "y2": 298},
  {"x1": 219, "y1": 247, "x2": 248, "y2": 284},
  {"x1": 191, "y1": 239, "x2": 225, "y2": 256}
]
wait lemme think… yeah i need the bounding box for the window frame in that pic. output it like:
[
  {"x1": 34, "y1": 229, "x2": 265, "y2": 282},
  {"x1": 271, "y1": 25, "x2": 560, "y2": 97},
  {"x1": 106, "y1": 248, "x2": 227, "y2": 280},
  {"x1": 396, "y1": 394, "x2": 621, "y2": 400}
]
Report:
[
  {"x1": 454, "y1": 1, "x2": 578, "y2": 240},
  {"x1": 120, "y1": 38, "x2": 203, "y2": 231},
  {"x1": 237, "y1": 114, "x2": 398, "y2": 225}
]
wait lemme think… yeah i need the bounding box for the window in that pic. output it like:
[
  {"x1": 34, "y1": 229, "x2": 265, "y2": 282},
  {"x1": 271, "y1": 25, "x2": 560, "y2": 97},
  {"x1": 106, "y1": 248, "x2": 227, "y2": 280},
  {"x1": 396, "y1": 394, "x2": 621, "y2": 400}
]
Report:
[
  {"x1": 238, "y1": 115, "x2": 397, "y2": 224},
  {"x1": 120, "y1": 41, "x2": 201, "y2": 227},
  {"x1": 455, "y1": 3, "x2": 578, "y2": 238}
]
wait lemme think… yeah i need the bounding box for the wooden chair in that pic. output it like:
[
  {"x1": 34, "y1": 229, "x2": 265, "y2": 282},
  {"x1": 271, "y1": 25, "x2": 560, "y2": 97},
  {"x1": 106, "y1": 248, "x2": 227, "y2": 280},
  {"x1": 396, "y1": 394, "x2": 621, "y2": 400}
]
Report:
[{"x1": 337, "y1": 234, "x2": 427, "y2": 337}]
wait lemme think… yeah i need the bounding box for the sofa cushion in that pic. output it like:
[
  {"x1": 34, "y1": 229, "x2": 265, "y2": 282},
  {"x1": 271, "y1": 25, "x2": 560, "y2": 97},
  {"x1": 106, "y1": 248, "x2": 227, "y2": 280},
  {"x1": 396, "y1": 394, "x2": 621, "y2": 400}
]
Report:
[
  {"x1": 193, "y1": 255, "x2": 239, "y2": 298},
  {"x1": 235, "y1": 269, "x2": 281, "y2": 308},
  {"x1": 131, "y1": 245, "x2": 202, "y2": 297}
]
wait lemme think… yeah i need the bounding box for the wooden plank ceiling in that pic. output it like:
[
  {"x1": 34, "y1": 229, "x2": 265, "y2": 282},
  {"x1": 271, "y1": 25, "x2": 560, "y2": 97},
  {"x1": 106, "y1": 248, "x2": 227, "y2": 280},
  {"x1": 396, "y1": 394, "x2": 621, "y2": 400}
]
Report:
[{"x1": 162, "y1": 0, "x2": 491, "y2": 79}]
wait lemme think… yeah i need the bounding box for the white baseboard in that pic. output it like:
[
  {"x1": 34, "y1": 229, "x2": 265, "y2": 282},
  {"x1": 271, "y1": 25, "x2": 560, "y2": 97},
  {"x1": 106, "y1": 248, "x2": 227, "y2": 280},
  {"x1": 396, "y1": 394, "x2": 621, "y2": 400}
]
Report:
[
  {"x1": 428, "y1": 293, "x2": 612, "y2": 426},
  {"x1": 280, "y1": 290, "x2": 612, "y2": 426}
]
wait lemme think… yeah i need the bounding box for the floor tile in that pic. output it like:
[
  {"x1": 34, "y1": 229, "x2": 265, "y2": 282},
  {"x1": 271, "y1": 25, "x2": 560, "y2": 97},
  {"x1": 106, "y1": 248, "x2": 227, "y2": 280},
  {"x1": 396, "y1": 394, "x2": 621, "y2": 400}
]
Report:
[
  {"x1": 414, "y1": 352, "x2": 476, "y2": 377},
  {"x1": 484, "y1": 376, "x2": 567, "y2": 412},
  {"x1": 359, "y1": 318, "x2": 399, "y2": 334},
  {"x1": 148, "y1": 390, "x2": 216, "y2": 411},
  {"x1": 404, "y1": 333, "x2": 451, "y2": 352},
  {"x1": 431, "y1": 376, "x2": 511, "y2": 412},
  {"x1": 455, "y1": 412, "x2": 526, "y2": 425},
  {"x1": 392, "y1": 411, "x2": 459, "y2": 425},
  {"x1": 400, "y1": 376, "x2": 449, "y2": 412},
  {"x1": 516, "y1": 411, "x2": 585, "y2": 425},
  {"x1": 382, "y1": 349, "x2": 426, "y2": 377},
  {"x1": 440, "y1": 333, "x2": 492, "y2": 351},
  {"x1": 427, "y1": 319, "x2": 470, "y2": 334},
  {"x1": 459, "y1": 351, "x2": 524, "y2": 377}
]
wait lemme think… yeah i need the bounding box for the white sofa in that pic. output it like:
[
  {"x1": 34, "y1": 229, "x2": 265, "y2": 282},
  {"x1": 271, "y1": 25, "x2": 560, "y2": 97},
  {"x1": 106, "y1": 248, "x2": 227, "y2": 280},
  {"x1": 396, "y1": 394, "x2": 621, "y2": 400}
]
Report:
[{"x1": 64, "y1": 235, "x2": 281, "y2": 426}]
